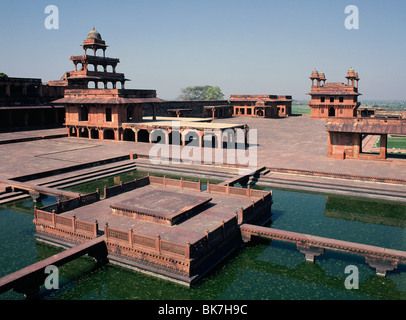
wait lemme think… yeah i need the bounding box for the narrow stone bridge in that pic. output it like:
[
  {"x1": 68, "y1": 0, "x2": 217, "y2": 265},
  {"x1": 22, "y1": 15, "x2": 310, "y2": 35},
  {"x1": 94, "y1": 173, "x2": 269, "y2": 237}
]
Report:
[
  {"x1": 0, "y1": 236, "x2": 107, "y2": 298},
  {"x1": 0, "y1": 179, "x2": 79, "y2": 202},
  {"x1": 240, "y1": 224, "x2": 406, "y2": 276}
]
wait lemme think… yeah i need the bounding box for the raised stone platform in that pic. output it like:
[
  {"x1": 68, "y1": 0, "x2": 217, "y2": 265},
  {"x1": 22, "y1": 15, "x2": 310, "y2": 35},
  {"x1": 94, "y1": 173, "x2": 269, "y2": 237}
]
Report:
[
  {"x1": 33, "y1": 176, "x2": 273, "y2": 285},
  {"x1": 110, "y1": 189, "x2": 212, "y2": 225}
]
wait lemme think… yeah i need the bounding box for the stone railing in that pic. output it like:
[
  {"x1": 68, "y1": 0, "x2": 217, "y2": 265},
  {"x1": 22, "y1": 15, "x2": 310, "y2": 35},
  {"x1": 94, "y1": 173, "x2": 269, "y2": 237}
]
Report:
[
  {"x1": 40, "y1": 190, "x2": 100, "y2": 213},
  {"x1": 104, "y1": 215, "x2": 239, "y2": 260},
  {"x1": 104, "y1": 224, "x2": 190, "y2": 258},
  {"x1": 104, "y1": 177, "x2": 149, "y2": 198},
  {"x1": 237, "y1": 193, "x2": 273, "y2": 224},
  {"x1": 148, "y1": 175, "x2": 201, "y2": 191},
  {"x1": 33, "y1": 208, "x2": 99, "y2": 239},
  {"x1": 189, "y1": 216, "x2": 239, "y2": 259},
  {"x1": 206, "y1": 181, "x2": 272, "y2": 199}
]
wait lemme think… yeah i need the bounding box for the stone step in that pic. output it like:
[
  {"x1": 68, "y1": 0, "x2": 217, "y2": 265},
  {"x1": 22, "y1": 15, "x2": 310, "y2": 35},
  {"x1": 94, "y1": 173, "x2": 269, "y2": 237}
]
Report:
[
  {"x1": 133, "y1": 162, "x2": 235, "y2": 181},
  {"x1": 0, "y1": 191, "x2": 26, "y2": 201},
  {"x1": 41, "y1": 163, "x2": 138, "y2": 188},
  {"x1": 32, "y1": 160, "x2": 137, "y2": 186},
  {"x1": 258, "y1": 175, "x2": 406, "y2": 200},
  {"x1": 0, "y1": 192, "x2": 30, "y2": 205},
  {"x1": 48, "y1": 166, "x2": 141, "y2": 190}
]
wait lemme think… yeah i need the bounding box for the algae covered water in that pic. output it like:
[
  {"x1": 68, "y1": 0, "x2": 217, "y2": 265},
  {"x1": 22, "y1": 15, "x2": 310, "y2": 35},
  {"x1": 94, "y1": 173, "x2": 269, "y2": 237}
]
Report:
[{"x1": 0, "y1": 171, "x2": 405, "y2": 300}]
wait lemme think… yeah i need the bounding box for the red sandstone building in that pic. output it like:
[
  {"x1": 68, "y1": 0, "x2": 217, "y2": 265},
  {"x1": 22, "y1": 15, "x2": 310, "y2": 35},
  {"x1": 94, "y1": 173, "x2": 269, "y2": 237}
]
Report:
[
  {"x1": 0, "y1": 77, "x2": 65, "y2": 130},
  {"x1": 308, "y1": 68, "x2": 361, "y2": 119},
  {"x1": 53, "y1": 28, "x2": 163, "y2": 140},
  {"x1": 55, "y1": 29, "x2": 249, "y2": 148},
  {"x1": 229, "y1": 94, "x2": 292, "y2": 118}
]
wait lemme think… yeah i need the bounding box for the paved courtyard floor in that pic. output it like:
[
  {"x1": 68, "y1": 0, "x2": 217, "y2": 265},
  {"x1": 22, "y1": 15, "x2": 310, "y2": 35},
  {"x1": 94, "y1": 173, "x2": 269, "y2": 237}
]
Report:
[{"x1": 0, "y1": 116, "x2": 405, "y2": 180}]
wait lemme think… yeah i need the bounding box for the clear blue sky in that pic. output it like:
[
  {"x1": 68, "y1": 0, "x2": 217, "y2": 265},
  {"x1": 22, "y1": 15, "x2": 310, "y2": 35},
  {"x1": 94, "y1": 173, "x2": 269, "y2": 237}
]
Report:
[{"x1": 1, "y1": 0, "x2": 405, "y2": 100}]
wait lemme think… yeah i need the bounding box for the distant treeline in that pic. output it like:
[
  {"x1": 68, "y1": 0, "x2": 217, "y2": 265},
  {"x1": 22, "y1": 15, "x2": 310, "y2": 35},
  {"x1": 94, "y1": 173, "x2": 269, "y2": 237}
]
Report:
[
  {"x1": 359, "y1": 100, "x2": 406, "y2": 111},
  {"x1": 293, "y1": 100, "x2": 406, "y2": 111}
]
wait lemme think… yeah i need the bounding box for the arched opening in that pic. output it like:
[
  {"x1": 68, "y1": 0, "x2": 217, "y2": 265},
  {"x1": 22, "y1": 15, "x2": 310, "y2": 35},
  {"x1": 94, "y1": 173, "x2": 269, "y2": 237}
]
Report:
[
  {"x1": 123, "y1": 129, "x2": 135, "y2": 142},
  {"x1": 222, "y1": 129, "x2": 235, "y2": 149},
  {"x1": 256, "y1": 108, "x2": 263, "y2": 117},
  {"x1": 87, "y1": 81, "x2": 96, "y2": 89},
  {"x1": 137, "y1": 129, "x2": 150, "y2": 143},
  {"x1": 87, "y1": 64, "x2": 96, "y2": 72},
  {"x1": 328, "y1": 107, "x2": 336, "y2": 117},
  {"x1": 79, "y1": 127, "x2": 89, "y2": 138},
  {"x1": 90, "y1": 128, "x2": 99, "y2": 139},
  {"x1": 151, "y1": 129, "x2": 166, "y2": 144},
  {"x1": 169, "y1": 131, "x2": 181, "y2": 145},
  {"x1": 203, "y1": 133, "x2": 218, "y2": 148},
  {"x1": 104, "y1": 129, "x2": 115, "y2": 140},
  {"x1": 183, "y1": 130, "x2": 200, "y2": 147},
  {"x1": 107, "y1": 82, "x2": 114, "y2": 89}
]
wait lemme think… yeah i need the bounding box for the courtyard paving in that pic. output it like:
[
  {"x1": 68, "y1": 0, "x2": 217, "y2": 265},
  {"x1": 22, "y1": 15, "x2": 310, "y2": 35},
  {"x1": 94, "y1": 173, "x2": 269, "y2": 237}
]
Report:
[{"x1": 0, "y1": 116, "x2": 405, "y2": 180}]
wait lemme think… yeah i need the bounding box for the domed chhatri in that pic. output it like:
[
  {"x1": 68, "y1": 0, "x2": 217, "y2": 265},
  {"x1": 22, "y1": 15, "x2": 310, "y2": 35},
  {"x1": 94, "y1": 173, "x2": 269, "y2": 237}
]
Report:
[
  {"x1": 310, "y1": 69, "x2": 319, "y2": 78},
  {"x1": 346, "y1": 67, "x2": 356, "y2": 77},
  {"x1": 87, "y1": 27, "x2": 102, "y2": 41}
]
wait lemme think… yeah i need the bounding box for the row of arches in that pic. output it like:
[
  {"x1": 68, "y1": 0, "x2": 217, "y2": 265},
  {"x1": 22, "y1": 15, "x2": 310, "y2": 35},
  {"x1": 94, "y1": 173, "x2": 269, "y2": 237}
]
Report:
[
  {"x1": 87, "y1": 81, "x2": 126, "y2": 89},
  {"x1": 68, "y1": 127, "x2": 248, "y2": 149},
  {"x1": 75, "y1": 62, "x2": 117, "y2": 73}
]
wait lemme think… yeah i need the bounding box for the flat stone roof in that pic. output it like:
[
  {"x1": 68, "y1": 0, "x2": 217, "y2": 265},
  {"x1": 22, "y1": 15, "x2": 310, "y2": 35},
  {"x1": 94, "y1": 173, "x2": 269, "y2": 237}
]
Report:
[
  {"x1": 110, "y1": 189, "x2": 212, "y2": 225},
  {"x1": 124, "y1": 119, "x2": 246, "y2": 130}
]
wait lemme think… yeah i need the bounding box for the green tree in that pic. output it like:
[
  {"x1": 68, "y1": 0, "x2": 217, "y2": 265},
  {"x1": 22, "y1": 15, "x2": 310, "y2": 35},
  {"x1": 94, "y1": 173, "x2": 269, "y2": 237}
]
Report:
[
  {"x1": 177, "y1": 85, "x2": 224, "y2": 101},
  {"x1": 0, "y1": 72, "x2": 8, "y2": 79},
  {"x1": 205, "y1": 86, "x2": 225, "y2": 100}
]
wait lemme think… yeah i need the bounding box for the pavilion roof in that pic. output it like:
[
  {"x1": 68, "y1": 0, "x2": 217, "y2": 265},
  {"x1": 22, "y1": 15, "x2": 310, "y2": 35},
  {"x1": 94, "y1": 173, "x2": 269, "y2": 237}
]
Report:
[{"x1": 51, "y1": 97, "x2": 164, "y2": 105}]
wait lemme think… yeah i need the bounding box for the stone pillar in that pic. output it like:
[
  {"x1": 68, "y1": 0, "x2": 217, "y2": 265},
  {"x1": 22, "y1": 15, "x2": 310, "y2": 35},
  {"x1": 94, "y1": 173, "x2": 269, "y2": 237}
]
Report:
[
  {"x1": 353, "y1": 133, "x2": 362, "y2": 158},
  {"x1": 198, "y1": 131, "x2": 204, "y2": 147},
  {"x1": 379, "y1": 134, "x2": 387, "y2": 159},
  {"x1": 297, "y1": 244, "x2": 325, "y2": 262},
  {"x1": 114, "y1": 128, "x2": 121, "y2": 141},
  {"x1": 29, "y1": 191, "x2": 41, "y2": 203},
  {"x1": 365, "y1": 256, "x2": 397, "y2": 277},
  {"x1": 133, "y1": 128, "x2": 139, "y2": 142}
]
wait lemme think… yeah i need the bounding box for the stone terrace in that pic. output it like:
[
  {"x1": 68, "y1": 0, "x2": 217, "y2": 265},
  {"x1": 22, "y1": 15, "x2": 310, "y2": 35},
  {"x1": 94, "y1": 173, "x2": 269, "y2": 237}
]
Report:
[
  {"x1": 0, "y1": 116, "x2": 405, "y2": 181},
  {"x1": 59, "y1": 183, "x2": 254, "y2": 245}
]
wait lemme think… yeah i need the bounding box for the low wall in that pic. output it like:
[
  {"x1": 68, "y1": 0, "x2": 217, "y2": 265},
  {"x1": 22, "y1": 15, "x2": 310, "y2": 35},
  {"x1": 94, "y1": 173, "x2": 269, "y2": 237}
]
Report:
[
  {"x1": 39, "y1": 190, "x2": 100, "y2": 213},
  {"x1": 266, "y1": 167, "x2": 406, "y2": 185},
  {"x1": 33, "y1": 208, "x2": 99, "y2": 245}
]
